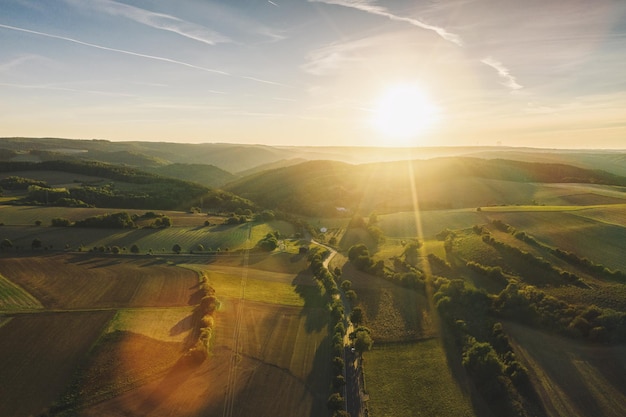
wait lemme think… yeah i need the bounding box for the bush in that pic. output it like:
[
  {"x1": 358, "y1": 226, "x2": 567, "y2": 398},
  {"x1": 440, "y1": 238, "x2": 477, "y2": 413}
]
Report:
[{"x1": 51, "y1": 217, "x2": 72, "y2": 227}]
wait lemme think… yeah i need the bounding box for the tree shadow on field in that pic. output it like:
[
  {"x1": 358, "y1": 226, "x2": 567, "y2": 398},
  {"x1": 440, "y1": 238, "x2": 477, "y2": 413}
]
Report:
[
  {"x1": 304, "y1": 333, "x2": 332, "y2": 417},
  {"x1": 292, "y1": 271, "x2": 328, "y2": 333},
  {"x1": 169, "y1": 314, "x2": 195, "y2": 338},
  {"x1": 136, "y1": 356, "x2": 197, "y2": 416},
  {"x1": 392, "y1": 287, "x2": 425, "y2": 339}
]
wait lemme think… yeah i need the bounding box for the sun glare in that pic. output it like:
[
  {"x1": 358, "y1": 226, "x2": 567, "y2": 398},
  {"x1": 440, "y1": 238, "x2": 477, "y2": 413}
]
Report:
[{"x1": 372, "y1": 83, "x2": 440, "y2": 145}]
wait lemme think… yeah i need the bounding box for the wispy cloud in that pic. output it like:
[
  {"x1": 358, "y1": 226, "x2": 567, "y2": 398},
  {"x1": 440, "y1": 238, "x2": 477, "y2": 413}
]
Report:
[
  {"x1": 0, "y1": 54, "x2": 42, "y2": 71},
  {"x1": 0, "y1": 23, "x2": 287, "y2": 86},
  {"x1": 67, "y1": 0, "x2": 230, "y2": 45},
  {"x1": 268, "y1": 0, "x2": 279, "y2": 7},
  {"x1": 0, "y1": 82, "x2": 135, "y2": 97},
  {"x1": 309, "y1": 0, "x2": 463, "y2": 46},
  {"x1": 481, "y1": 57, "x2": 523, "y2": 91},
  {"x1": 302, "y1": 36, "x2": 383, "y2": 75}
]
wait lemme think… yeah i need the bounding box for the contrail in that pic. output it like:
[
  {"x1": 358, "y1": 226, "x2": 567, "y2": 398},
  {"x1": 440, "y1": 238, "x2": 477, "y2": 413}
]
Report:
[
  {"x1": 0, "y1": 23, "x2": 288, "y2": 86},
  {"x1": 309, "y1": 0, "x2": 463, "y2": 46}
]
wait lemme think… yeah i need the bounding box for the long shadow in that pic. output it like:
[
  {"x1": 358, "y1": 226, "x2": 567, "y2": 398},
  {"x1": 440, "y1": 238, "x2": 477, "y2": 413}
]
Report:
[
  {"x1": 305, "y1": 333, "x2": 332, "y2": 417},
  {"x1": 169, "y1": 314, "x2": 195, "y2": 338},
  {"x1": 292, "y1": 270, "x2": 328, "y2": 333},
  {"x1": 136, "y1": 356, "x2": 197, "y2": 416},
  {"x1": 392, "y1": 287, "x2": 425, "y2": 339}
]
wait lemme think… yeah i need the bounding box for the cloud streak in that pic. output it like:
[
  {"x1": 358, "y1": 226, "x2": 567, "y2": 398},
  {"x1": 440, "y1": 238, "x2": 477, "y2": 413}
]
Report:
[
  {"x1": 0, "y1": 82, "x2": 136, "y2": 97},
  {"x1": 0, "y1": 23, "x2": 287, "y2": 86},
  {"x1": 309, "y1": 0, "x2": 463, "y2": 46},
  {"x1": 481, "y1": 57, "x2": 523, "y2": 91},
  {"x1": 68, "y1": 0, "x2": 230, "y2": 45}
]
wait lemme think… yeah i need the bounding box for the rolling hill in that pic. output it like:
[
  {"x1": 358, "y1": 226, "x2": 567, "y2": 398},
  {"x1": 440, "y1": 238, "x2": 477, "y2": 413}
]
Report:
[{"x1": 224, "y1": 157, "x2": 626, "y2": 216}]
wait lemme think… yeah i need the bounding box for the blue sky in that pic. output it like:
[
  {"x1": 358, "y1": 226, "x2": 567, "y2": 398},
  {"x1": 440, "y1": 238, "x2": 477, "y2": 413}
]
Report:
[{"x1": 1, "y1": 0, "x2": 625, "y2": 148}]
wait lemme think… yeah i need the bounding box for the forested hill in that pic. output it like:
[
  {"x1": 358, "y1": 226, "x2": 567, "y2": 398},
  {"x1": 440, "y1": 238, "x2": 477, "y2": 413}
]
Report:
[
  {"x1": 0, "y1": 160, "x2": 255, "y2": 212},
  {"x1": 224, "y1": 157, "x2": 626, "y2": 217},
  {"x1": 2, "y1": 137, "x2": 626, "y2": 176}
]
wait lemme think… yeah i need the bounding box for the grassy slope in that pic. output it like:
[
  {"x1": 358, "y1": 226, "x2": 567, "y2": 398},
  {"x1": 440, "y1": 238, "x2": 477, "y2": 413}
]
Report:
[
  {"x1": 0, "y1": 272, "x2": 43, "y2": 311},
  {"x1": 366, "y1": 339, "x2": 476, "y2": 417}
]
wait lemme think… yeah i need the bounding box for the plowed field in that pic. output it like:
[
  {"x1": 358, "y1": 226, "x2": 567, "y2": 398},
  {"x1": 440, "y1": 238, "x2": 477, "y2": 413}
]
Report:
[{"x1": 0, "y1": 254, "x2": 198, "y2": 309}]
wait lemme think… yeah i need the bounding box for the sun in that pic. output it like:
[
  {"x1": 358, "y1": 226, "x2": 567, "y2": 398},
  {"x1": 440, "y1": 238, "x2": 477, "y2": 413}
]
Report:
[{"x1": 371, "y1": 83, "x2": 440, "y2": 145}]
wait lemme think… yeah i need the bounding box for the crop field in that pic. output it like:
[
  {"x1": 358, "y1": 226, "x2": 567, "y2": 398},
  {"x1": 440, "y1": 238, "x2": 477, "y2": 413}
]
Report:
[
  {"x1": 0, "y1": 311, "x2": 115, "y2": 417},
  {"x1": 181, "y1": 263, "x2": 310, "y2": 307},
  {"x1": 342, "y1": 263, "x2": 437, "y2": 342},
  {"x1": 104, "y1": 307, "x2": 196, "y2": 342},
  {"x1": 378, "y1": 209, "x2": 484, "y2": 238},
  {"x1": 0, "y1": 272, "x2": 43, "y2": 311},
  {"x1": 64, "y1": 300, "x2": 331, "y2": 417},
  {"x1": 485, "y1": 210, "x2": 626, "y2": 272},
  {"x1": 0, "y1": 254, "x2": 198, "y2": 309},
  {"x1": 506, "y1": 322, "x2": 626, "y2": 417},
  {"x1": 365, "y1": 339, "x2": 476, "y2": 417}
]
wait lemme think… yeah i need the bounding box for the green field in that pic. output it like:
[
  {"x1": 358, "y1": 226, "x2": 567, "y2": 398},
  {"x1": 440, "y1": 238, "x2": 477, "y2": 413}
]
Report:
[
  {"x1": 0, "y1": 273, "x2": 43, "y2": 311},
  {"x1": 181, "y1": 264, "x2": 307, "y2": 307},
  {"x1": 0, "y1": 219, "x2": 290, "y2": 254},
  {"x1": 365, "y1": 339, "x2": 476, "y2": 417}
]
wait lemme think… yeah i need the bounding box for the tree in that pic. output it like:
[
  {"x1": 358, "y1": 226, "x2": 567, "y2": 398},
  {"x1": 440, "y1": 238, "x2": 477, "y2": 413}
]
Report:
[
  {"x1": 340, "y1": 280, "x2": 352, "y2": 291},
  {"x1": 51, "y1": 217, "x2": 71, "y2": 227},
  {"x1": 172, "y1": 243, "x2": 182, "y2": 254},
  {"x1": 31, "y1": 238, "x2": 42, "y2": 250},
  {"x1": 34, "y1": 220, "x2": 42, "y2": 226},
  {"x1": 403, "y1": 240, "x2": 422, "y2": 265},
  {"x1": 353, "y1": 326, "x2": 373, "y2": 353},
  {"x1": 130, "y1": 244, "x2": 140, "y2": 254},
  {"x1": 111, "y1": 246, "x2": 120, "y2": 254},
  {"x1": 327, "y1": 393, "x2": 344, "y2": 411},
  {"x1": 349, "y1": 307, "x2": 364, "y2": 326},
  {"x1": 0, "y1": 238, "x2": 13, "y2": 251},
  {"x1": 345, "y1": 290, "x2": 357, "y2": 303}
]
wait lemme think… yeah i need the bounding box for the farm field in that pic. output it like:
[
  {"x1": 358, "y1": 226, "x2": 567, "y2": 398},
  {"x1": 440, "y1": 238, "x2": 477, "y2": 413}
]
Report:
[
  {"x1": 61, "y1": 300, "x2": 331, "y2": 417},
  {"x1": 0, "y1": 311, "x2": 115, "y2": 417},
  {"x1": 484, "y1": 210, "x2": 626, "y2": 272},
  {"x1": 365, "y1": 339, "x2": 476, "y2": 417},
  {"x1": 0, "y1": 272, "x2": 43, "y2": 310},
  {"x1": 506, "y1": 322, "x2": 626, "y2": 417},
  {"x1": 0, "y1": 254, "x2": 198, "y2": 309},
  {"x1": 0, "y1": 240, "x2": 331, "y2": 417}
]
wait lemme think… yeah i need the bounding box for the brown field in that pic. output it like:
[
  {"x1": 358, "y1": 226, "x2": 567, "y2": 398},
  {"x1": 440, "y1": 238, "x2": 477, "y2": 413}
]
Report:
[
  {"x1": 0, "y1": 311, "x2": 115, "y2": 417},
  {"x1": 506, "y1": 322, "x2": 626, "y2": 417},
  {"x1": 68, "y1": 300, "x2": 330, "y2": 417},
  {"x1": 0, "y1": 254, "x2": 199, "y2": 309},
  {"x1": 0, "y1": 247, "x2": 330, "y2": 417}
]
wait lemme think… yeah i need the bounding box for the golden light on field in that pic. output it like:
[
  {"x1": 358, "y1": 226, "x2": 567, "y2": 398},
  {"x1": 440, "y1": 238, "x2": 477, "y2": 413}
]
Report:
[{"x1": 372, "y1": 83, "x2": 441, "y2": 146}]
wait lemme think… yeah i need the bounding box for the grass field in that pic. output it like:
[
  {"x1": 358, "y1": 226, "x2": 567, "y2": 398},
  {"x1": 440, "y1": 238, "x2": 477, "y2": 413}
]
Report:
[
  {"x1": 0, "y1": 272, "x2": 43, "y2": 311},
  {"x1": 182, "y1": 264, "x2": 309, "y2": 307},
  {"x1": 485, "y1": 210, "x2": 626, "y2": 272},
  {"x1": 365, "y1": 339, "x2": 476, "y2": 417},
  {"x1": 105, "y1": 307, "x2": 195, "y2": 342}
]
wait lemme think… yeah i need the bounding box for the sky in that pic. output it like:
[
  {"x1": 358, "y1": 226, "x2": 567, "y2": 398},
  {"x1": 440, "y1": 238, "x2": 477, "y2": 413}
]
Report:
[{"x1": 1, "y1": 0, "x2": 625, "y2": 148}]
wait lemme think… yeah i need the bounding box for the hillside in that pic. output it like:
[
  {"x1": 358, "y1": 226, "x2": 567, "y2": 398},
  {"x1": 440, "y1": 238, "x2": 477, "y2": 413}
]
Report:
[
  {"x1": 145, "y1": 163, "x2": 237, "y2": 188},
  {"x1": 225, "y1": 157, "x2": 626, "y2": 216},
  {"x1": 2, "y1": 138, "x2": 625, "y2": 176},
  {"x1": 0, "y1": 160, "x2": 254, "y2": 212}
]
